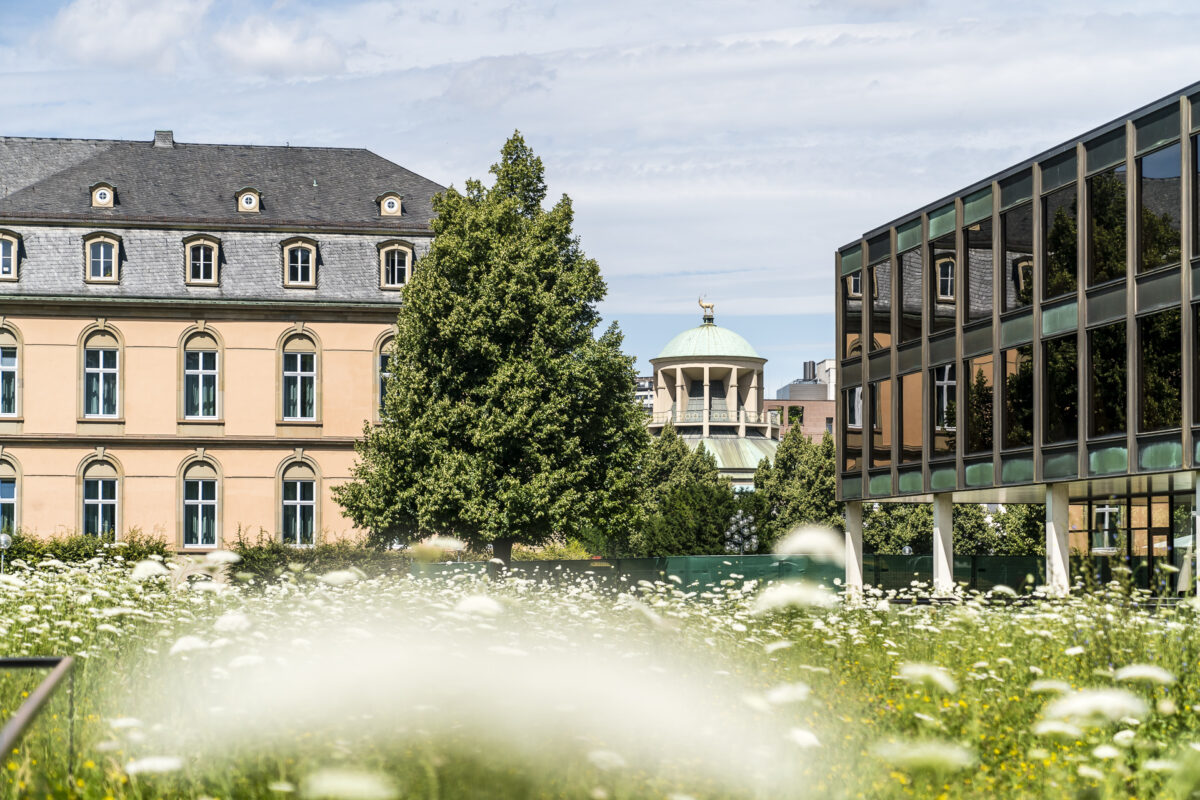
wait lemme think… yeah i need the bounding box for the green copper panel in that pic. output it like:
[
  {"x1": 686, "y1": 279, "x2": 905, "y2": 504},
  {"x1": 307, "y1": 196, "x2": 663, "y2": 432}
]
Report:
[
  {"x1": 928, "y1": 204, "x2": 956, "y2": 239},
  {"x1": 1041, "y1": 151, "x2": 1077, "y2": 192},
  {"x1": 1043, "y1": 448, "x2": 1078, "y2": 479},
  {"x1": 1000, "y1": 172, "x2": 1033, "y2": 209},
  {"x1": 929, "y1": 334, "x2": 955, "y2": 365},
  {"x1": 1001, "y1": 455, "x2": 1034, "y2": 484},
  {"x1": 869, "y1": 472, "x2": 893, "y2": 497},
  {"x1": 1000, "y1": 313, "x2": 1033, "y2": 347},
  {"x1": 1042, "y1": 301, "x2": 1078, "y2": 337},
  {"x1": 963, "y1": 324, "x2": 992, "y2": 356},
  {"x1": 868, "y1": 233, "x2": 891, "y2": 265},
  {"x1": 898, "y1": 468, "x2": 923, "y2": 494},
  {"x1": 964, "y1": 461, "x2": 994, "y2": 487},
  {"x1": 1139, "y1": 438, "x2": 1182, "y2": 471},
  {"x1": 897, "y1": 343, "x2": 921, "y2": 373},
  {"x1": 840, "y1": 245, "x2": 862, "y2": 275},
  {"x1": 896, "y1": 219, "x2": 922, "y2": 253},
  {"x1": 842, "y1": 476, "x2": 862, "y2": 499},
  {"x1": 930, "y1": 465, "x2": 957, "y2": 491},
  {"x1": 1087, "y1": 285, "x2": 1125, "y2": 325},
  {"x1": 962, "y1": 187, "x2": 994, "y2": 225},
  {"x1": 842, "y1": 361, "x2": 861, "y2": 387},
  {"x1": 870, "y1": 352, "x2": 891, "y2": 382},
  {"x1": 1136, "y1": 105, "x2": 1180, "y2": 152},
  {"x1": 1137, "y1": 269, "x2": 1181, "y2": 314},
  {"x1": 1088, "y1": 444, "x2": 1128, "y2": 475},
  {"x1": 1087, "y1": 128, "x2": 1126, "y2": 173}
]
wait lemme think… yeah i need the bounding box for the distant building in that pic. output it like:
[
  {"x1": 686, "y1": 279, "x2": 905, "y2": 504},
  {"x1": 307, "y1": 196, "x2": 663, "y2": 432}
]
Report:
[
  {"x1": 633, "y1": 376, "x2": 655, "y2": 412},
  {"x1": 764, "y1": 359, "x2": 837, "y2": 441},
  {"x1": 648, "y1": 304, "x2": 779, "y2": 488}
]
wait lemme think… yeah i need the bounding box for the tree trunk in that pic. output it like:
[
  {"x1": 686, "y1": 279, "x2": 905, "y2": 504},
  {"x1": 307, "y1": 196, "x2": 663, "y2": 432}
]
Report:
[{"x1": 491, "y1": 537, "x2": 514, "y2": 566}]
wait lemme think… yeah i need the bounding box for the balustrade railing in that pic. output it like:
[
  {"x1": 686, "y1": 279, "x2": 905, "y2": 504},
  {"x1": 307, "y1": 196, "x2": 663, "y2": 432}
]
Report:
[{"x1": 648, "y1": 409, "x2": 781, "y2": 426}]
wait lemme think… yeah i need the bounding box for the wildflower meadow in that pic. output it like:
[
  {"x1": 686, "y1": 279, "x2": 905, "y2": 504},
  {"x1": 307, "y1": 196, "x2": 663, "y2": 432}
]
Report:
[{"x1": 2, "y1": 544, "x2": 1200, "y2": 798}]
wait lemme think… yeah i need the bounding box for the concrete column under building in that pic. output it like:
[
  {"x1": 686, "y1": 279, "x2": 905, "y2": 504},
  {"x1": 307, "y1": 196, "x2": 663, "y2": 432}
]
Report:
[
  {"x1": 702, "y1": 365, "x2": 711, "y2": 436},
  {"x1": 932, "y1": 494, "x2": 953, "y2": 594},
  {"x1": 727, "y1": 366, "x2": 738, "y2": 418},
  {"x1": 845, "y1": 500, "x2": 863, "y2": 596},
  {"x1": 1045, "y1": 483, "x2": 1070, "y2": 595},
  {"x1": 675, "y1": 368, "x2": 685, "y2": 424}
]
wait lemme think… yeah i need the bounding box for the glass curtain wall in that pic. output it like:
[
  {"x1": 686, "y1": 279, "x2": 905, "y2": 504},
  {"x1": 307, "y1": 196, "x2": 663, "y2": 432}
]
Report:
[
  {"x1": 898, "y1": 249, "x2": 922, "y2": 343},
  {"x1": 1002, "y1": 204, "x2": 1033, "y2": 312},
  {"x1": 965, "y1": 354, "x2": 994, "y2": 454},
  {"x1": 871, "y1": 379, "x2": 892, "y2": 468},
  {"x1": 898, "y1": 371, "x2": 921, "y2": 464},
  {"x1": 870, "y1": 259, "x2": 891, "y2": 352},
  {"x1": 964, "y1": 221, "x2": 993, "y2": 322},
  {"x1": 1002, "y1": 345, "x2": 1034, "y2": 448},
  {"x1": 1043, "y1": 185, "x2": 1078, "y2": 299},
  {"x1": 930, "y1": 235, "x2": 956, "y2": 334},
  {"x1": 1090, "y1": 322, "x2": 1127, "y2": 437},
  {"x1": 1139, "y1": 143, "x2": 1182, "y2": 272},
  {"x1": 931, "y1": 364, "x2": 956, "y2": 457},
  {"x1": 1138, "y1": 308, "x2": 1182, "y2": 431},
  {"x1": 1044, "y1": 336, "x2": 1078, "y2": 443},
  {"x1": 842, "y1": 272, "x2": 862, "y2": 359},
  {"x1": 1088, "y1": 164, "x2": 1128, "y2": 286}
]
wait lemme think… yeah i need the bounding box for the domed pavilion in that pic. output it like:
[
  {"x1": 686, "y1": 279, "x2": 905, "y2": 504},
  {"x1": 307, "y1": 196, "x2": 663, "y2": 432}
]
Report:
[{"x1": 648, "y1": 304, "x2": 780, "y2": 488}]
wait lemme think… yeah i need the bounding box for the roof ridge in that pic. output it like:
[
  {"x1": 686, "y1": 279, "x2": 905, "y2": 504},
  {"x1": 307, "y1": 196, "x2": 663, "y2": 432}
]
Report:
[{"x1": 0, "y1": 134, "x2": 371, "y2": 154}]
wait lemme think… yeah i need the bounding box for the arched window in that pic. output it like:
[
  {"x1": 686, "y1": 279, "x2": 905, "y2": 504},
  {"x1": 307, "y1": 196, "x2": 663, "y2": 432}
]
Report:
[
  {"x1": 0, "y1": 326, "x2": 21, "y2": 417},
  {"x1": 279, "y1": 460, "x2": 318, "y2": 546},
  {"x1": 282, "y1": 238, "x2": 318, "y2": 288},
  {"x1": 81, "y1": 328, "x2": 121, "y2": 418},
  {"x1": 280, "y1": 333, "x2": 319, "y2": 422},
  {"x1": 182, "y1": 331, "x2": 220, "y2": 420},
  {"x1": 81, "y1": 459, "x2": 119, "y2": 537},
  {"x1": 184, "y1": 235, "x2": 220, "y2": 286},
  {"x1": 83, "y1": 232, "x2": 120, "y2": 283},
  {"x1": 181, "y1": 460, "x2": 219, "y2": 548},
  {"x1": 0, "y1": 458, "x2": 19, "y2": 534},
  {"x1": 0, "y1": 230, "x2": 20, "y2": 281},
  {"x1": 378, "y1": 241, "x2": 413, "y2": 289},
  {"x1": 376, "y1": 333, "x2": 394, "y2": 417}
]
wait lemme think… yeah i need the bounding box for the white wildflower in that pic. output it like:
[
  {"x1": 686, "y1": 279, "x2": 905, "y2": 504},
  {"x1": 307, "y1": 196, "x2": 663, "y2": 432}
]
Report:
[
  {"x1": 169, "y1": 635, "x2": 208, "y2": 655},
  {"x1": 1032, "y1": 720, "x2": 1083, "y2": 740},
  {"x1": 203, "y1": 550, "x2": 241, "y2": 565},
  {"x1": 269, "y1": 781, "x2": 296, "y2": 792},
  {"x1": 1092, "y1": 744, "x2": 1121, "y2": 759},
  {"x1": 126, "y1": 756, "x2": 183, "y2": 775},
  {"x1": 1142, "y1": 759, "x2": 1179, "y2": 773},
  {"x1": 752, "y1": 581, "x2": 838, "y2": 613},
  {"x1": 789, "y1": 728, "x2": 820, "y2": 748},
  {"x1": 1043, "y1": 689, "x2": 1149, "y2": 728},
  {"x1": 1078, "y1": 765, "x2": 1104, "y2": 781},
  {"x1": 1064, "y1": 646, "x2": 1085, "y2": 656},
  {"x1": 898, "y1": 662, "x2": 958, "y2": 694},
  {"x1": 874, "y1": 741, "x2": 975, "y2": 773},
  {"x1": 1114, "y1": 664, "x2": 1176, "y2": 686},
  {"x1": 455, "y1": 595, "x2": 503, "y2": 617},
  {"x1": 131, "y1": 560, "x2": 169, "y2": 581},
  {"x1": 317, "y1": 570, "x2": 359, "y2": 587},
  {"x1": 1113, "y1": 729, "x2": 1136, "y2": 748},
  {"x1": 1029, "y1": 680, "x2": 1072, "y2": 694},
  {"x1": 765, "y1": 683, "x2": 811, "y2": 705},
  {"x1": 300, "y1": 768, "x2": 398, "y2": 799},
  {"x1": 775, "y1": 525, "x2": 845, "y2": 566},
  {"x1": 764, "y1": 640, "x2": 792, "y2": 654},
  {"x1": 214, "y1": 611, "x2": 251, "y2": 633}
]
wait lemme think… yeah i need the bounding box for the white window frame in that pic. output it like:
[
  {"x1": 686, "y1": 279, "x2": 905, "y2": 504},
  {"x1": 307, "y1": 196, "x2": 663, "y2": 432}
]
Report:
[
  {"x1": 848, "y1": 271, "x2": 862, "y2": 298},
  {"x1": 847, "y1": 386, "x2": 862, "y2": 430},
  {"x1": 282, "y1": 479, "x2": 315, "y2": 546},
  {"x1": 381, "y1": 246, "x2": 409, "y2": 289},
  {"x1": 379, "y1": 351, "x2": 392, "y2": 411},
  {"x1": 183, "y1": 478, "x2": 218, "y2": 548},
  {"x1": 282, "y1": 351, "x2": 316, "y2": 420},
  {"x1": 0, "y1": 346, "x2": 16, "y2": 417},
  {"x1": 188, "y1": 243, "x2": 216, "y2": 285},
  {"x1": 284, "y1": 243, "x2": 316, "y2": 287},
  {"x1": 0, "y1": 237, "x2": 15, "y2": 280},
  {"x1": 936, "y1": 256, "x2": 955, "y2": 301},
  {"x1": 184, "y1": 350, "x2": 219, "y2": 419},
  {"x1": 934, "y1": 363, "x2": 957, "y2": 431},
  {"x1": 0, "y1": 478, "x2": 15, "y2": 534},
  {"x1": 82, "y1": 478, "x2": 117, "y2": 537},
  {"x1": 83, "y1": 347, "x2": 119, "y2": 418},
  {"x1": 88, "y1": 240, "x2": 117, "y2": 282}
]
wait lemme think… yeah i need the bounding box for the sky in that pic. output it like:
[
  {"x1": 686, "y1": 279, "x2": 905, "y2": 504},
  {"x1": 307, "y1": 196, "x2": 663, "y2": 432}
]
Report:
[{"x1": 1, "y1": 1, "x2": 1199, "y2": 392}]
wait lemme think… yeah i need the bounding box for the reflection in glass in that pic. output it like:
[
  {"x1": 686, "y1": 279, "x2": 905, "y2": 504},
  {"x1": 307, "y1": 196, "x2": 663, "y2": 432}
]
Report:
[
  {"x1": 870, "y1": 260, "x2": 891, "y2": 351},
  {"x1": 1001, "y1": 203, "x2": 1033, "y2": 312},
  {"x1": 1043, "y1": 184, "x2": 1077, "y2": 299},
  {"x1": 899, "y1": 371, "x2": 921, "y2": 464},
  {"x1": 1088, "y1": 164, "x2": 1127, "y2": 286},
  {"x1": 965, "y1": 354, "x2": 993, "y2": 454},
  {"x1": 931, "y1": 363, "x2": 956, "y2": 457},
  {"x1": 898, "y1": 248, "x2": 922, "y2": 343},
  {"x1": 1044, "y1": 336, "x2": 1078, "y2": 443},
  {"x1": 843, "y1": 388, "x2": 861, "y2": 472},
  {"x1": 1003, "y1": 344, "x2": 1034, "y2": 448},
  {"x1": 1090, "y1": 321, "x2": 1127, "y2": 437},
  {"x1": 1139, "y1": 307, "x2": 1181, "y2": 431},
  {"x1": 842, "y1": 271, "x2": 862, "y2": 359},
  {"x1": 964, "y1": 220, "x2": 993, "y2": 322},
  {"x1": 871, "y1": 378, "x2": 891, "y2": 467},
  {"x1": 930, "y1": 234, "x2": 956, "y2": 334},
  {"x1": 1138, "y1": 143, "x2": 1181, "y2": 272}
]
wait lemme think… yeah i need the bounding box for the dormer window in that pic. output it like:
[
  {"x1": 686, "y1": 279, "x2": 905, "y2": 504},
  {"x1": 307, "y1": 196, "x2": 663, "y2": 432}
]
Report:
[
  {"x1": 0, "y1": 231, "x2": 19, "y2": 281},
  {"x1": 377, "y1": 192, "x2": 403, "y2": 217},
  {"x1": 83, "y1": 232, "x2": 120, "y2": 283},
  {"x1": 184, "y1": 235, "x2": 220, "y2": 286},
  {"x1": 282, "y1": 237, "x2": 317, "y2": 288},
  {"x1": 378, "y1": 241, "x2": 412, "y2": 289},
  {"x1": 236, "y1": 188, "x2": 261, "y2": 213},
  {"x1": 90, "y1": 182, "x2": 115, "y2": 208}
]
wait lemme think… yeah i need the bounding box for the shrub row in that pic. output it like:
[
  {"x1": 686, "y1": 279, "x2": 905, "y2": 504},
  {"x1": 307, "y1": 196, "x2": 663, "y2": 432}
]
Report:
[
  {"x1": 4, "y1": 528, "x2": 170, "y2": 565},
  {"x1": 229, "y1": 529, "x2": 412, "y2": 584}
]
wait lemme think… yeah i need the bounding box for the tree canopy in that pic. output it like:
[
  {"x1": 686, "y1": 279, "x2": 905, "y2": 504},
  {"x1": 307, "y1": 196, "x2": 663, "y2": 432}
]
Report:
[
  {"x1": 334, "y1": 133, "x2": 649, "y2": 562},
  {"x1": 753, "y1": 428, "x2": 842, "y2": 544}
]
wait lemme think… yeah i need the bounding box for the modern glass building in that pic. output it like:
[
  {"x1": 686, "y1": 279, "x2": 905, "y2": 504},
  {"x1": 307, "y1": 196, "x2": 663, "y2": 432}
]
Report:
[{"x1": 836, "y1": 82, "x2": 1200, "y2": 594}]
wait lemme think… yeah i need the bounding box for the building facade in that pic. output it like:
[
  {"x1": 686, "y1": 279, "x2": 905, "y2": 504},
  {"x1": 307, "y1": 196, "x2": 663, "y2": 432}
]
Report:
[
  {"x1": 765, "y1": 359, "x2": 836, "y2": 441},
  {"x1": 0, "y1": 131, "x2": 442, "y2": 549},
  {"x1": 649, "y1": 308, "x2": 779, "y2": 487},
  {"x1": 836, "y1": 83, "x2": 1200, "y2": 593}
]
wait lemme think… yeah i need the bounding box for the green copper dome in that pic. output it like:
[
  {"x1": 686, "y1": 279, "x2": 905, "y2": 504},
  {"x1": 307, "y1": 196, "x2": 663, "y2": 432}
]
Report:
[{"x1": 655, "y1": 322, "x2": 762, "y2": 360}]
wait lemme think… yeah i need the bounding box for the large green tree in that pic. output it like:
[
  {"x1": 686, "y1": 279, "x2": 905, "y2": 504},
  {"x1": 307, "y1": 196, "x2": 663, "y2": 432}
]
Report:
[
  {"x1": 334, "y1": 133, "x2": 649, "y2": 563},
  {"x1": 753, "y1": 429, "x2": 842, "y2": 543}
]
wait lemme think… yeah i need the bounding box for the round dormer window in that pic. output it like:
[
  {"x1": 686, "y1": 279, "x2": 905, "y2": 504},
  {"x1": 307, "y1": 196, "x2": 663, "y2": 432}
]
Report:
[
  {"x1": 384, "y1": 197, "x2": 398, "y2": 212},
  {"x1": 96, "y1": 189, "x2": 110, "y2": 203},
  {"x1": 242, "y1": 194, "x2": 256, "y2": 208}
]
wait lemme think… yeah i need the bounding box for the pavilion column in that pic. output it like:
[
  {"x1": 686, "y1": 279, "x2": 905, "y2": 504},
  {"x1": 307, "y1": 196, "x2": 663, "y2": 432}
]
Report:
[
  {"x1": 932, "y1": 494, "x2": 953, "y2": 594},
  {"x1": 749, "y1": 371, "x2": 759, "y2": 420},
  {"x1": 675, "y1": 368, "x2": 685, "y2": 425},
  {"x1": 1045, "y1": 483, "x2": 1070, "y2": 596},
  {"x1": 702, "y1": 365, "x2": 711, "y2": 437},
  {"x1": 655, "y1": 369, "x2": 668, "y2": 414},
  {"x1": 727, "y1": 366, "x2": 738, "y2": 422},
  {"x1": 845, "y1": 500, "x2": 864, "y2": 597}
]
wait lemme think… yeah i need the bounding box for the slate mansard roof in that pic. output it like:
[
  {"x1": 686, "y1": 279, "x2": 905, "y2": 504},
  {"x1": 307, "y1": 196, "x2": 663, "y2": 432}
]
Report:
[{"x1": 0, "y1": 133, "x2": 446, "y2": 306}]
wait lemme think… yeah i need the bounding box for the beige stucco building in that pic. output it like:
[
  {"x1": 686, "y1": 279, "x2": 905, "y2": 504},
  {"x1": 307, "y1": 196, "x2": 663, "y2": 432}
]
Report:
[
  {"x1": 0, "y1": 131, "x2": 443, "y2": 549},
  {"x1": 648, "y1": 307, "x2": 780, "y2": 487}
]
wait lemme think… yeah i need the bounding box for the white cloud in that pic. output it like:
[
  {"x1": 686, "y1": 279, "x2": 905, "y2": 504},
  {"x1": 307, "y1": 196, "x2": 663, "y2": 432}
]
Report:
[
  {"x1": 47, "y1": 0, "x2": 212, "y2": 71},
  {"x1": 213, "y1": 18, "x2": 346, "y2": 79}
]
